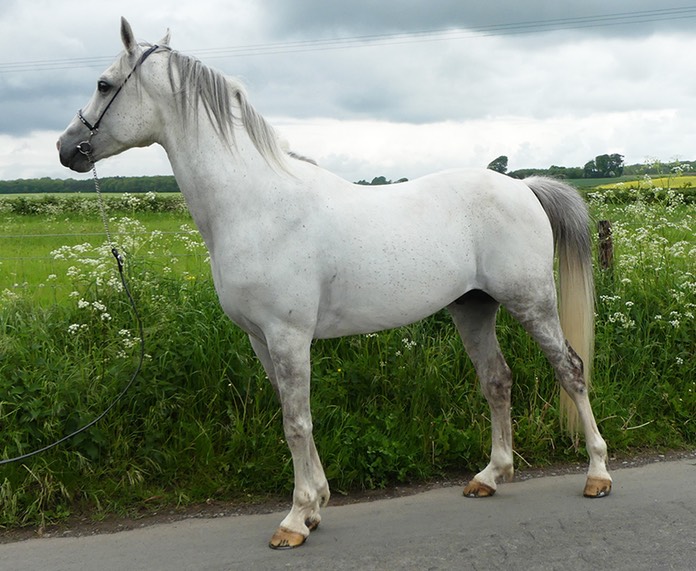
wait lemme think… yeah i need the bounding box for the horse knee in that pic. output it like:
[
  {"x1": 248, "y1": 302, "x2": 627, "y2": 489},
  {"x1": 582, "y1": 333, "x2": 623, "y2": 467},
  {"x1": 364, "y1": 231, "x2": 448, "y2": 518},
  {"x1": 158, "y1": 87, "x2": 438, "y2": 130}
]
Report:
[
  {"x1": 282, "y1": 415, "x2": 313, "y2": 445},
  {"x1": 480, "y1": 360, "x2": 512, "y2": 404}
]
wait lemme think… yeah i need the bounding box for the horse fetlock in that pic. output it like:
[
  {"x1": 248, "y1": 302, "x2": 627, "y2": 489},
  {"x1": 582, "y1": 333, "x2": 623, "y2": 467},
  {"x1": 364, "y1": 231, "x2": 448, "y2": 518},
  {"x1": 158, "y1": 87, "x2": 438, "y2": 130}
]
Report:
[
  {"x1": 289, "y1": 486, "x2": 327, "y2": 530},
  {"x1": 500, "y1": 464, "x2": 514, "y2": 482},
  {"x1": 273, "y1": 501, "x2": 323, "y2": 550},
  {"x1": 305, "y1": 514, "x2": 321, "y2": 531}
]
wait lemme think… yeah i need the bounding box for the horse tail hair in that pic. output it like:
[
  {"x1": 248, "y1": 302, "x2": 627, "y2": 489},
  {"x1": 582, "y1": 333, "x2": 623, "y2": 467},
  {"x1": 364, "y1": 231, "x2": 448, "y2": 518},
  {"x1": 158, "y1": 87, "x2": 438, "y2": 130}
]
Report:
[{"x1": 524, "y1": 176, "x2": 595, "y2": 435}]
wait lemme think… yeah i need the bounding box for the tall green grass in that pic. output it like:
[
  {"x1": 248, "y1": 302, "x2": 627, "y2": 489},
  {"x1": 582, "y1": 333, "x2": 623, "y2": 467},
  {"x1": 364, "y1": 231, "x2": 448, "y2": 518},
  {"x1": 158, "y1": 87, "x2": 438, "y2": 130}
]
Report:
[
  {"x1": 0, "y1": 189, "x2": 693, "y2": 528},
  {"x1": 588, "y1": 190, "x2": 695, "y2": 449}
]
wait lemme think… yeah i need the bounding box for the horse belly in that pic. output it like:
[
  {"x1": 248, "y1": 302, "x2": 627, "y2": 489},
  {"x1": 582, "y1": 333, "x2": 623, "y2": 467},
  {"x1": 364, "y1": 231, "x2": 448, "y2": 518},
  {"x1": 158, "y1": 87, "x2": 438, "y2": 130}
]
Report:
[{"x1": 313, "y1": 233, "x2": 477, "y2": 338}]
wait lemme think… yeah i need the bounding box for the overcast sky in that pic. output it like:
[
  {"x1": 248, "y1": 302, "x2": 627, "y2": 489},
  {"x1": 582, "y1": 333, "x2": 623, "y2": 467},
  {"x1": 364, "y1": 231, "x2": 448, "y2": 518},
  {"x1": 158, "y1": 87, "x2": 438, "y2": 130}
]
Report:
[{"x1": 1, "y1": 0, "x2": 695, "y2": 182}]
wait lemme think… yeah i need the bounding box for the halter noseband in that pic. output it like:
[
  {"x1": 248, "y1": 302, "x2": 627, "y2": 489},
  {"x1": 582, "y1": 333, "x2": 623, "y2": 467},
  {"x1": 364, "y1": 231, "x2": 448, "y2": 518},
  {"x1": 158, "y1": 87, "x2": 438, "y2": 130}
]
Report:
[{"x1": 77, "y1": 44, "x2": 159, "y2": 155}]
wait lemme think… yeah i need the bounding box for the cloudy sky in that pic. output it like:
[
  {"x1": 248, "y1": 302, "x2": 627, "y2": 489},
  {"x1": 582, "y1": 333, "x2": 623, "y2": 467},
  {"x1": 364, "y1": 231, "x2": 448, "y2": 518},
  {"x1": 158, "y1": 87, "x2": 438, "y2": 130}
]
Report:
[{"x1": 1, "y1": 0, "x2": 695, "y2": 183}]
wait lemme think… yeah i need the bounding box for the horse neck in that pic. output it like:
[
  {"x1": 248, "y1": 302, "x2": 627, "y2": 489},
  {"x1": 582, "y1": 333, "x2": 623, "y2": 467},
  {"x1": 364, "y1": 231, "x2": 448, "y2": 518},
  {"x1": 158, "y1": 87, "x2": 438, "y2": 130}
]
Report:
[{"x1": 159, "y1": 101, "x2": 279, "y2": 233}]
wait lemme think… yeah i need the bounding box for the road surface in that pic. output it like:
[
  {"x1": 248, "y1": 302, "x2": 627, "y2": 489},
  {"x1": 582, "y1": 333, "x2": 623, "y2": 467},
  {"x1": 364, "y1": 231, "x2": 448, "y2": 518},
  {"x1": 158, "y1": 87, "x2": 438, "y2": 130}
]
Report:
[{"x1": 1, "y1": 455, "x2": 695, "y2": 570}]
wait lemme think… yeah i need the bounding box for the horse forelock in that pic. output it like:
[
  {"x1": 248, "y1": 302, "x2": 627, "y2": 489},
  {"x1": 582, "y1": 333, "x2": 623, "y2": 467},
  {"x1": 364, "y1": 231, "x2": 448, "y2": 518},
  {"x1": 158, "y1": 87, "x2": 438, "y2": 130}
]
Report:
[{"x1": 161, "y1": 49, "x2": 288, "y2": 170}]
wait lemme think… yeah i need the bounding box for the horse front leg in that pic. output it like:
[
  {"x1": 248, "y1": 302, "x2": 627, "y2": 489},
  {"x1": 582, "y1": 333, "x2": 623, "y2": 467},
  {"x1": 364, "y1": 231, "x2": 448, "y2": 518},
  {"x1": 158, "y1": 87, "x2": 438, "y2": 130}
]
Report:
[
  {"x1": 250, "y1": 333, "x2": 330, "y2": 549},
  {"x1": 464, "y1": 363, "x2": 514, "y2": 498}
]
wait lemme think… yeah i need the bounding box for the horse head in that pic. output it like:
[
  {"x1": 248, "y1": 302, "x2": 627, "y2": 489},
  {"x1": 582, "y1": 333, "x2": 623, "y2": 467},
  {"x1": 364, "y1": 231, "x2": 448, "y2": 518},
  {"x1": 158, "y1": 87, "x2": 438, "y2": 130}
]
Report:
[{"x1": 57, "y1": 18, "x2": 170, "y2": 172}]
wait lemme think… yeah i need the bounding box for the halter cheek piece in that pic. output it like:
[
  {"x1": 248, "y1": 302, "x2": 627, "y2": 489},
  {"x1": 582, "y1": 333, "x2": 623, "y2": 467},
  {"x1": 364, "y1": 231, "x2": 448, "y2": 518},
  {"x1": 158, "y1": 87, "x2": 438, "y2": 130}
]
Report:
[{"x1": 77, "y1": 44, "x2": 159, "y2": 156}]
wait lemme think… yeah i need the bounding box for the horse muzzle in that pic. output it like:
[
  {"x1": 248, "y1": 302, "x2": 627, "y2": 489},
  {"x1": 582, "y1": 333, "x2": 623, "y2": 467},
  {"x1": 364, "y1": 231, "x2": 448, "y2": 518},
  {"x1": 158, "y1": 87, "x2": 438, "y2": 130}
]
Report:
[{"x1": 57, "y1": 135, "x2": 94, "y2": 173}]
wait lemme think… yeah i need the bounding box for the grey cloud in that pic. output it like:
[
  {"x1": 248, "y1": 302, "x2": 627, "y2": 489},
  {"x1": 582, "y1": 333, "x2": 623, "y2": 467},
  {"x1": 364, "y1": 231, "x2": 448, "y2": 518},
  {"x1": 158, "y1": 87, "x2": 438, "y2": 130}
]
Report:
[
  {"x1": 1, "y1": 0, "x2": 694, "y2": 182},
  {"x1": 0, "y1": 71, "x2": 93, "y2": 135},
  {"x1": 262, "y1": 0, "x2": 696, "y2": 39}
]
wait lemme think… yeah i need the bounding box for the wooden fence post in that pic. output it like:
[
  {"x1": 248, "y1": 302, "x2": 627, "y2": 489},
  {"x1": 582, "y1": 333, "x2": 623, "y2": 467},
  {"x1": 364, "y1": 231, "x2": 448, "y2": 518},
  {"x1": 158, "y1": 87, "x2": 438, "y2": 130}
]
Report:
[{"x1": 598, "y1": 220, "x2": 613, "y2": 271}]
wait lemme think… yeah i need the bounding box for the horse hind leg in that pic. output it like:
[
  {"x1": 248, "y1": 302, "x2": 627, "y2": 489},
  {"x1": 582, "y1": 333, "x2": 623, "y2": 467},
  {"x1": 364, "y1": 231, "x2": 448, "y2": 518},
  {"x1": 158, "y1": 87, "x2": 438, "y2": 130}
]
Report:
[
  {"x1": 562, "y1": 343, "x2": 612, "y2": 497},
  {"x1": 505, "y1": 298, "x2": 612, "y2": 498},
  {"x1": 449, "y1": 291, "x2": 514, "y2": 497}
]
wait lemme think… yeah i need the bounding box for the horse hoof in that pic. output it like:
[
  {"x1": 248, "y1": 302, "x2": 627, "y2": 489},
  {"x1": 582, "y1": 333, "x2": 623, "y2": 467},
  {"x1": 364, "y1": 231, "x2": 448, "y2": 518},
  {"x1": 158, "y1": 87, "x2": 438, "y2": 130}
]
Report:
[
  {"x1": 463, "y1": 480, "x2": 496, "y2": 498},
  {"x1": 583, "y1": 477, "x2": 612, "y2": 498},
  {"x1": 268, "y1": 527, "x2": 307, "y2": 549},
  {"x1": 306, "y1": 517, "x2": 320, "y2": 532}
]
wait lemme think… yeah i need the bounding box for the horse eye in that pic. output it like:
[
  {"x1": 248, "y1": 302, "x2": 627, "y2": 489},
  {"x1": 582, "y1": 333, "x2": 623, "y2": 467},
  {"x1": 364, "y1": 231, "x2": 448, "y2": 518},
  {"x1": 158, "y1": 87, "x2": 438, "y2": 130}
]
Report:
[{"x1": 97, "y1": 80, "x2": 111, "y2": 94}]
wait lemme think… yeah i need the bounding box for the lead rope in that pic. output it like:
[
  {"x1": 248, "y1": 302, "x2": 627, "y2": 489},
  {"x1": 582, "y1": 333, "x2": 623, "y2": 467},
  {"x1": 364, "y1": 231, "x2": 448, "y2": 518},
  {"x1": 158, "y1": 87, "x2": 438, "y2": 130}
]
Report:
[{"x1": 0, "y1": 150, "x2": 145, "y2": 466}]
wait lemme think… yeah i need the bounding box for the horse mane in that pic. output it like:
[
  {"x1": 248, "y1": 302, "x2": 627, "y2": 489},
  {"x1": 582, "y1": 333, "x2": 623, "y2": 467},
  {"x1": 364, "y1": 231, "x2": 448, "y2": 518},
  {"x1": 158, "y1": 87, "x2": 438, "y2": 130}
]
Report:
[
  {"x1": 287, "y1": 151, "x2": 318, "y2": 165},
  {"x1": 151, "y1": 45, "x2": 291, "y2": 170}
]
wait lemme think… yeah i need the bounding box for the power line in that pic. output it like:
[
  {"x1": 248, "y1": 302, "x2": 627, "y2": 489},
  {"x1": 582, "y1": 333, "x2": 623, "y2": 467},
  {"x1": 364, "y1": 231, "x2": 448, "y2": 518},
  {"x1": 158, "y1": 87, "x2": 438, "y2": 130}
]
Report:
[
  {"x1": 1, "y1": 6, "x2": 695, "y2": 74},
  {"x1": 193, "y1": 5, "x2": 696, "y2": 58}
]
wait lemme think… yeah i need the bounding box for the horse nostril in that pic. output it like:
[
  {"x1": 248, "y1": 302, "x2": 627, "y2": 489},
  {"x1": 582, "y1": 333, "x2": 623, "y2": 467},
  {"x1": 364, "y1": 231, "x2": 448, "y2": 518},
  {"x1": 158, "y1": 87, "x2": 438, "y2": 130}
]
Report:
[{"x1": 56, "y1": 139, "x2": 61, "y2": 152}]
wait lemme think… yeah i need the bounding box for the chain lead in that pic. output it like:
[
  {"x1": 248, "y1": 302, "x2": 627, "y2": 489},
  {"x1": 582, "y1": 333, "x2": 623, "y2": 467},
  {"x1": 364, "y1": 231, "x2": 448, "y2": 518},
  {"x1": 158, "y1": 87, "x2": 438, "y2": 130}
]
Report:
[{"x1": 88, "y1": 153, "x2": 115, "y2": 249}]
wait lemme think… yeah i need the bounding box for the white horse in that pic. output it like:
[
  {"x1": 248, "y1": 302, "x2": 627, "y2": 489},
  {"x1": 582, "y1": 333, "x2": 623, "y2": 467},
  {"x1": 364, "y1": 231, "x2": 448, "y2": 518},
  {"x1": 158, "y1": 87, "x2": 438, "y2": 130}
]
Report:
[{"x1": 58, "y1": 18, "x2": 611, "y2": 549}]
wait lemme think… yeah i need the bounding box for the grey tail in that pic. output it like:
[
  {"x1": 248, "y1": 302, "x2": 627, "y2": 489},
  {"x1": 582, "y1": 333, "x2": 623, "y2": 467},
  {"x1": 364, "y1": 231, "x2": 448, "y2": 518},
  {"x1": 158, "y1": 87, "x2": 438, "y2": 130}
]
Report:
[{"x1": 524, "y1": 176, "x2": 595, "y2": 434}]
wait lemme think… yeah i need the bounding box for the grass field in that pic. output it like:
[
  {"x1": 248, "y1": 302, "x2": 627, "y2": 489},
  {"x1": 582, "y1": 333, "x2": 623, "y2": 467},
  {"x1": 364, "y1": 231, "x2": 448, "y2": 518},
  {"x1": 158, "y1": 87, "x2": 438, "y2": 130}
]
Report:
[
  {"x1": 0, "y1": 189, "x2": 694, "y2": 528},
  {"x1": 1, "y1": 212, "x2": 206, "y2": 304}
]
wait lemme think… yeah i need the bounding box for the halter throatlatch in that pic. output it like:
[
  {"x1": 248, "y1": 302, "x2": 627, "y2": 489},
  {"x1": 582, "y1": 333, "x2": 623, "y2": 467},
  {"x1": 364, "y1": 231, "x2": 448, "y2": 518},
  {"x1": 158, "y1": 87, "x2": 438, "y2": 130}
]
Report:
[{"x1": 77, "y1": 44, "x2": 159, "y2": 155}]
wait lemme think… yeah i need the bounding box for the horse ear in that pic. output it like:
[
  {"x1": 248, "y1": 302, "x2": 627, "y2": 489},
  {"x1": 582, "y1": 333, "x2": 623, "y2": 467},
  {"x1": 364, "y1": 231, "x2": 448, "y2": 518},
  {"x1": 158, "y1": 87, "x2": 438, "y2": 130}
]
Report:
[
  {"x1": 158, "y1": 28, "x2": 171, "y2": 47},
  {"x1": 120, "y1": 17, "x2": 137, "y2": 56}
]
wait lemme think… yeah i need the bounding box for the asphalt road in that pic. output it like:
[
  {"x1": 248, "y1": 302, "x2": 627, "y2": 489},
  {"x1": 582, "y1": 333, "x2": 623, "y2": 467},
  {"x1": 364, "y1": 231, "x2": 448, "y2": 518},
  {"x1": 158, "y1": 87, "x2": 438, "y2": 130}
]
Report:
[{"x1": 1, "y1": 456, "x2": 695, "y2": 570}]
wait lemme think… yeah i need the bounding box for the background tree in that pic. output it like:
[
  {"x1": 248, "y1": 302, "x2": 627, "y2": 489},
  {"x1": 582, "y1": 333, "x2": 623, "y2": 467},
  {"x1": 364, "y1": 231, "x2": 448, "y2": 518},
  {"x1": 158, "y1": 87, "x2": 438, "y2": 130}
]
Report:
[
  {"x1": 487, "y1": 155, "x2": 509, "y2": 174},
  {"x1": 583, "y1": 153, "x2": 624, "y2": 178},
  {"x1": 584, "y1": 160, "x2": 599, "y2": 178},
  {"x1": 355, "y1": 176, "x2": 403, "y2": 186}
]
